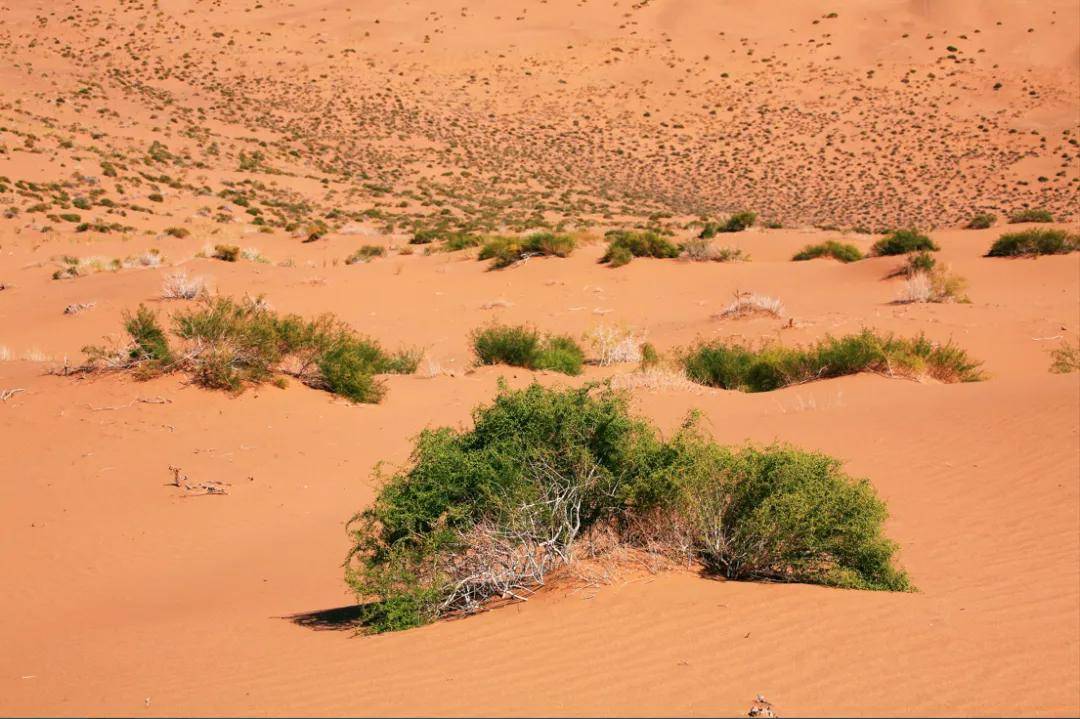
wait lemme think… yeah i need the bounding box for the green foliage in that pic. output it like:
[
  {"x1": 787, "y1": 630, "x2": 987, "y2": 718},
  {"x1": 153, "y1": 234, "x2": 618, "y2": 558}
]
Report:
[
  {"x1": 699, "y1": 211, "x2": 757, "y2": 237},
  {"x1": 682, "y1": 330, "x2": 983, "y2": 392},
  {"x1": 1049, "y1": 341, "x2": 1080, "y2": 374},
  {"x1": 478, "y1": 232, "x2": 575, "y2": 268},
  {"x1": 871, "y1": 230, "x2": 938, "y2": 256},
  {"x1": 471, "y1": 324, "x2": 584, "y2": 375},
  {"x1": 600, "y1": 230, "x2": 679, "y2": 266},
  {"x1": 123, "y1": 305, "x2": 173, "y2": 365},
  {"x1": 986, "y1": 229, "x2": 1079, "y2": 257},
  {"x1": 792, "y1": 241, "x2": 863, "y2": 263},
  {"x1": 965, "y1": 213, "x2": 996, "y2": 229},
  {"x1": 345, "y1": 245, "x2": 386, "y2": 264},
  {"x1": 212, "y1": 244, "x2": 240, "y2": 262},
  {"x1": 345, "y1": 383, "x2": 911, "y2": 633},
  {"x1": 1008, "y1": 208, "x2": 1054, "y2": 224}
]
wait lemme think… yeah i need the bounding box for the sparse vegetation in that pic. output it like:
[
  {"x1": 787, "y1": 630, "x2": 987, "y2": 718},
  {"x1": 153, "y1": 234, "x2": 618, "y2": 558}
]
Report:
[
  {"x1": 1049, "y1": 341, "x2": 1080, "y2": 373},
  {"x1": 792, "y1": 241, "x2": 863, "y2": 263},
  {"x1": 600, "y1": 230, "x2": 679, "y2": 266},
  {"x1": 344, "y1": 383, "x2": 911, "y2": 632},
  {"x1": 212, "y1": 244, "x2": 240, "y2": 262},
  {"x1": 478, "y1": 232, "x2": 576, "y2": 269},
  {"x1": 871, "y1": 230, "x2": 939, "y2": 256},
  {"x1": 965, "y1": 213, "x2": 996, "y2": 230},
  {"x1": 986, "y1": 229, "x2": 1080, "y2": 257},
  {"x1": 161, "y1": 271, "x2": 209, "y2": 300},
  {"x1": 896, "y1": 265, "x2": 969, "y2": 304},
  {"x1": 699, "y1": 211, "x2": 757, "y2": 237},
  {"x1": 716, "y1": 292, "x2": 785, "y2": 319},
  {"x1": 681, "y1": 237, "x2": 747, "y2": 262},
  {"x1": 346, "y1": 245, "x2": 386, "y2": 264},
  {"x1": 682, "y1": 330, "x2": 982, "y2": 392},
  {"x1": 1008, "y1": 209, "x2": 1054, "y2": 224},
  {"x1": 471, "y1": 324, "x2": 585, "y2": 375}
]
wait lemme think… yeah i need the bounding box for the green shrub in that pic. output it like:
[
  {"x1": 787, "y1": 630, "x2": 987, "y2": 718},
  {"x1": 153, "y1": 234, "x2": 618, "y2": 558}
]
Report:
[
  {"x1": 478, "y1": 232, "x2": 575, "y2": 268},
  {"x1": 600, "y1": 230, "x2": 679, "y2": 266},
  {"x1": 441, "y1": 233, "x2": 482, "y2": 252},
  {"x1": 212, "y1": 244, "x2": 240, "y2": 262},
  {"x1": 82, "y1": 296, "x2": 415, "y2": 401},
  {"x1": 986, "y1": 229, "x2": 1079, "y2": 257},
  {"x1": 471, "y1": 324, "x2": 584, "y2": 375},
  {"x1": 682, "y1": 330, "x2": 982, "y2": 392},
  {"x1": 965, "y1": 213, "x2": 996, "y2": 229},
  {"x1": 1008, "y1": 208, "x2": 1054, "y2": 223},
  {"x1": 871, "y1": 230, "x2": 938, "y2": 256},
  {"x1": 345, "y1": 383, "x2": 911, "y2": 633},
  {"x1": 699, "y1": 211, "x2": 757, "y2": 237},
  {"x1": 792, "y1": 241, "x2": 863, "y2": 263},
  {"x1": 345, "y1": 245, "x2": 386, "y2": 264}
]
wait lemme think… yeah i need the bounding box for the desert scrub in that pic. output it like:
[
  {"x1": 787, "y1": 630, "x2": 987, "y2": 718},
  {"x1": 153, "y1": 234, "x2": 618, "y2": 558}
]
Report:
[
  {"x1": 792, "y1": 241, "x2": 863, "y2": 263},
  {"x1": 699, "y1": 211, "x2": 757, "y2": 237},
  {"x1": 345, "y1": 383, "x2": 911, "y2": 632},
  {"x1": 1008, "y1": 208, "x2": 1054, "y2": 224},
  {"x1": 471, "y1": 324, "x2": 585, "y2": 375},
  {"x1": 477, "y1": 232, "x2": 575, "y2": 269},
  {"x1": 80, "y1": 297, "x2": 417, "y2": 401},
  {"x1": 986, "y1": 229, "x2": 1079, "y2": 257},
  {"x1": 965, "y1": 213, "x2": 996, "y2": 230},
  {"x1": 871, "y1": 230, "x2": 939, "y2": 256},
  {"x1": 345, "y1": 245, "x2": 386, "y2": 264},
  {"x1": 212, "y1": 244, "x2": 240, "y2": 262},
  {"x1": 896, "y1": 265, "x2": 969, "y2": 304},
  {"x1": 600, "y1": 230, "x2": 679, "y2": 267},
  {"x1": 1049, "y1": 340, "x2": 1080, "y2": 373},
  {"x1": 681, "y1": 237, "x2": 747, "y2": 262},
  {"x1": 682, "y1": 329, "x2": 982, "y2": 392}
]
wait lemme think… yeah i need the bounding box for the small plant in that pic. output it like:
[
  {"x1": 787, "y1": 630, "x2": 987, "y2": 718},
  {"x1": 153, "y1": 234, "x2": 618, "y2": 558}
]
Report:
[
  {"x1": 600, "y1": 230, "x2": 679, "y2": 266},
  {"x1": 965, "y1": 213, "x2": 996, "y2": 230},
  {"x1": 345, "y1": 245, "x2": 386, "y2": 264},
  {"x1": 700, "y1": 212, "x2": 757, "y2": 237},
  {"x1": 896, "y1": 266, "x2": 968, "y2": 304},
  {"x1": 164, "y1": 226, "x2": 191, "y2": 238},
  {"x1": 792, "y1": 241, "x2": 863, "y2": 263},
  {"x1": 161, "y1": 271, "x2": 208, "y2": 300},
  {"x1": 682, "y1": 330, "x2": 982, "y2": 392},
  {"x1": 716, "y1": 292, "x2": 785, "y2": 319},
  {"x1": 585, "y1": 326, "x2": 644, "y2": 366},
  {"x1": 478, "y1": 232, "x2": 575, "y2": 269},
  {"x1": 472, "y1": 324, "x2": 585, "y2": 375},
  {"x1": 212, "y1": 244, "x2": 240, "y2": 262},
  {"x1": 344, "y1": 383, "x2": 910, "y2": 633},
  {"x1": 986, "y1": 229, "x2": 1079, "y2": 257},
  {"x1": 1049, "y1": 340, "x2": 1080, "y2": 373},
  {"x1": 681, "y1": 237, "x2": 747, "y2": 262},
  {"x1": 1008, "y1": 208, "x2": 1054, "y2": 223},
  {"x1": 871, "y1": 230, "x2": 938, "y2": 256}
]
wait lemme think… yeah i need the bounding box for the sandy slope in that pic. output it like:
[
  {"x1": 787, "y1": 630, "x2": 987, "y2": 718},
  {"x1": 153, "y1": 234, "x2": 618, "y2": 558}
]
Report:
[{"x1": 0, "y1": 0, "x2": 1078, "y2": 715}]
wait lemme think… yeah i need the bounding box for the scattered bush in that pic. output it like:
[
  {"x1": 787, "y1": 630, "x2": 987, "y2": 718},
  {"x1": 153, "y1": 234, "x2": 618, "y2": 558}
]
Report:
[
  {"x1": 965, "y1": 213, "x2": 996, "y2": 230},
  {"x1": 80, "y1": 297, "x2": 417, "y2": 401},
  {"x1": 600, "y1": 230, "x2": 679, "y2": 266},
  {"x1": 164, "y1": 227, "x2": 190, "y2": 239},
  {"x1": 585, "y1": 326, "x2": 644, "y2": 366},
  {"x1": 792, "y1": 241, "x2": 862, "y2": 263},
  {"x1": 681, "y1": 237, "x2": 747, "y2": 262},
  {"x1": 896, "y1": 266, "x2": 968, "y2": 304},
  {"x1": 700, "y1": 212, "x2": 757, "y2": 237},
  {"x1": 682, "y1": 330, "x2": 982, "y2": 392},
  {"x1": 472, "y1": 324, "x2": 584, "y2": 375},
  {"x1": 986, "y1": 229, "x2": 1079, "y2": 257},
  {"x1": 161, "y1": 271, "x2": 208, "y2": 300},
  {"x1": 212, "y1": 244, "x2": 240, "y2": 262},
  {"x1": 871, "y1": 230, "x2": 939, "y2": 256},
  {"x1": 1049, "y1": 341, "x2": 1080, "y2": 374},
  {"x1": 346, "y1": 245, "x2": 386, "y2": 264},
  {"x1": 478, "y1": 232, "x2": 575, "y2": 268},
  {"x1": 716, "y1": 292, "x2": 785, "y2": 319},
  {"x1": 1008, "y1": 208, "x2": 1054, "y2": 224},
  {"x1": 344, "y1": 383, "x2": 911, "y2": 632}
]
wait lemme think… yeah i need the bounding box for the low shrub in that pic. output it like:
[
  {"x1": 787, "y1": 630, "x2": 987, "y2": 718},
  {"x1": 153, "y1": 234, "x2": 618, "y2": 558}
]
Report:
[
  {"x1": 1008, "y1": 208, "x2": 1054, "y2": 224},
  {"x1": 161, "y1": 271, "x2": 208, "y2": 300},
  {"x1": 212, "y1": 244, "x2": 240, "y2": 262},
  {"x1": 700, "y1": 211, "x2": 757, "y2": 237},
  {"x1": 344, "y1": 383, "x2": 911, "y2": 632},
  {"x1": 792, "y1": 241, "x2": 863, "y2": 263},
  {"x1": 965, "y1": 213, "x2": 996, "y2": 230},
  {"x1": 1049, "y1": 341, "x2": 1080, "y2": 374},
  {"x1": 164, "y1": 227, "x2": 190, "y2": 238},
  {"x1": 600, "y1": 230, "x2": 679, "y2": 266},
  {"x1": 345, "y1": 245, "x2": 386, "y2": 264},
  {"x1": 986, "y1": 229, "x2": 1079, "y2": 257},
  {"x1": 478, "y1": 232, "x2": 575, "y2": 269},
  {"x1": 896, "y1": 266, "x2": 969, "y2": 304},
  {"x1": 471, "y1": 324, "x2": 584, "y2": 375},
  {"x1": 716, "y1": 292, "x2": 785, "y2": 319},
  {"x1": 681, "y1": 237, "x2": 747, "y2": 262},
  {"x1": 871, "y1": 230, "x2": 938, "y2": 256},
  {"x1": 682, "y1": 329, "x2": 982, "y2": 392},
  {"x1": 80, "y1": 297, "x2": 417, "y2": 401}
]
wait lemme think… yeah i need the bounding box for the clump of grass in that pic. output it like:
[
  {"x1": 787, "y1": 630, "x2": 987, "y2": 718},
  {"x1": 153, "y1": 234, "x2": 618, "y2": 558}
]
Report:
[
  {"x1": 478, "y1": 232, "x2": 576, "y2": 269},
  {"x1": 164, "y1": 227, "x2": 191, "y2": 238},
  {"x1": 896, "y1": 266, "x2": 969, "y2": 304},
  {"x1": 871, "y1": 230, "x2": 939, "y2": 256},
  {"x1": 600, "y1": 230, "x2": 680, "y2": 267},
  {"x1": 79, "y1": 297, "x2": 417, "y2": 402},
  {"x1": 716, "y1": 292, "x2": 785, "y2": 319},
  {"x1": 585, "y1": 325, "x2": 644, "y2": 366},
  {"x1": 345, "y1": 383, "x2": 911, "y2": 633},
  {"x1": 345, "y1": 245, "x2": 386, "y2": 264},
  {"x1": 212, "y1": 244, "x2": 240, "y2": 262},
  {"x1": 681, "y1": 237, "x2": 747, "y2": 262},
  {"x1": 1049, "y1": 340, "x2": 1080, "y2": 373},
  {"x1": 792, "y1": 241, "x2": 863, "y2": 263},
  {"x1": 682, "y1": 330, "x2": 982, "y2": 392},
  {"x1": 471, "y1": 324, "x2": 585, "y2": 375},
  {"x1": 161, "y1": 271, "x2": 208, "y2": 300},
  {"x1": 700, "y1": 211, "x2": 757, "y2": 237},
  {"x1": 965, "y1": 213, "x2": 996, "y2": 230},
  {"x1": 986, "y1": 229, "x2": 1079, "y2": 257},
  {"x1": 1008, "y1": 208, "x2": 1054, "y2": 224}
]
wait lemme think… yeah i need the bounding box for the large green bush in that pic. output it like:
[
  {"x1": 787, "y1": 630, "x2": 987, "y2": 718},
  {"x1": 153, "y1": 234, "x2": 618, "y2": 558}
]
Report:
[
  {"x1": 792, "y1": 241, "x2": 863, "y2": 263},
  {"x1": 682, "y1": 330, "x2": 982, "y2": 392},
  {"x1": 478, "y1": 232, "x2": 575, "y2": 268},
  {"x1": 986, "y1": 229, "x2": 1079, "y2": 257},
  {"x1": 600, "y1": 230, "x2": 679, "y2": 266},
  {"x1": 1008, "y1": 208, "x2": 1054, "y2": 224},
  {"x1": 345, "y1": 383, "x2": 911, "y2": 633},
  {"x1": 471, "y1": 324, "x2": 584, "y2": 375},
  {"x1": 870, "y1": 230, "x2": 938, "y2": 256}
]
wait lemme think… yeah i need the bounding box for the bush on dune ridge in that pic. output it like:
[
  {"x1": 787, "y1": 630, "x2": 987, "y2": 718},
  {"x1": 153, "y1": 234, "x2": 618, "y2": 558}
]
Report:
[
  {"x1": 792, "y1": 241, "x2": 863, "y2": 263},
  {"x1": 478, "y1": 232, "x2": 576, "y2": 268},
  {"x1": 986, "y1": 229, "x2": 1079, "y2": 257},
  {"x1": 681, "y1": 329, "x2": 982, "y2": 392},
  {"x1": 471, "y1": 324, "x2": 585, "y2": 375},
  {"x1": 870, "y1": 230, "x2": 938, "y2": 256},
  {"x1": 81, "y1": 296, "x2": 419, "y2": 402},
  {"x1": 345, "y1": 383, "x2": 912, "y2": 633}
]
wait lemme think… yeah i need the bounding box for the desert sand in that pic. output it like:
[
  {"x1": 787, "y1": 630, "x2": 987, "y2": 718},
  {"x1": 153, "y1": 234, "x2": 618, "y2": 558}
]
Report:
[{"x1": 0, "y1": 0, "x2": 1077, "y2": 716}]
